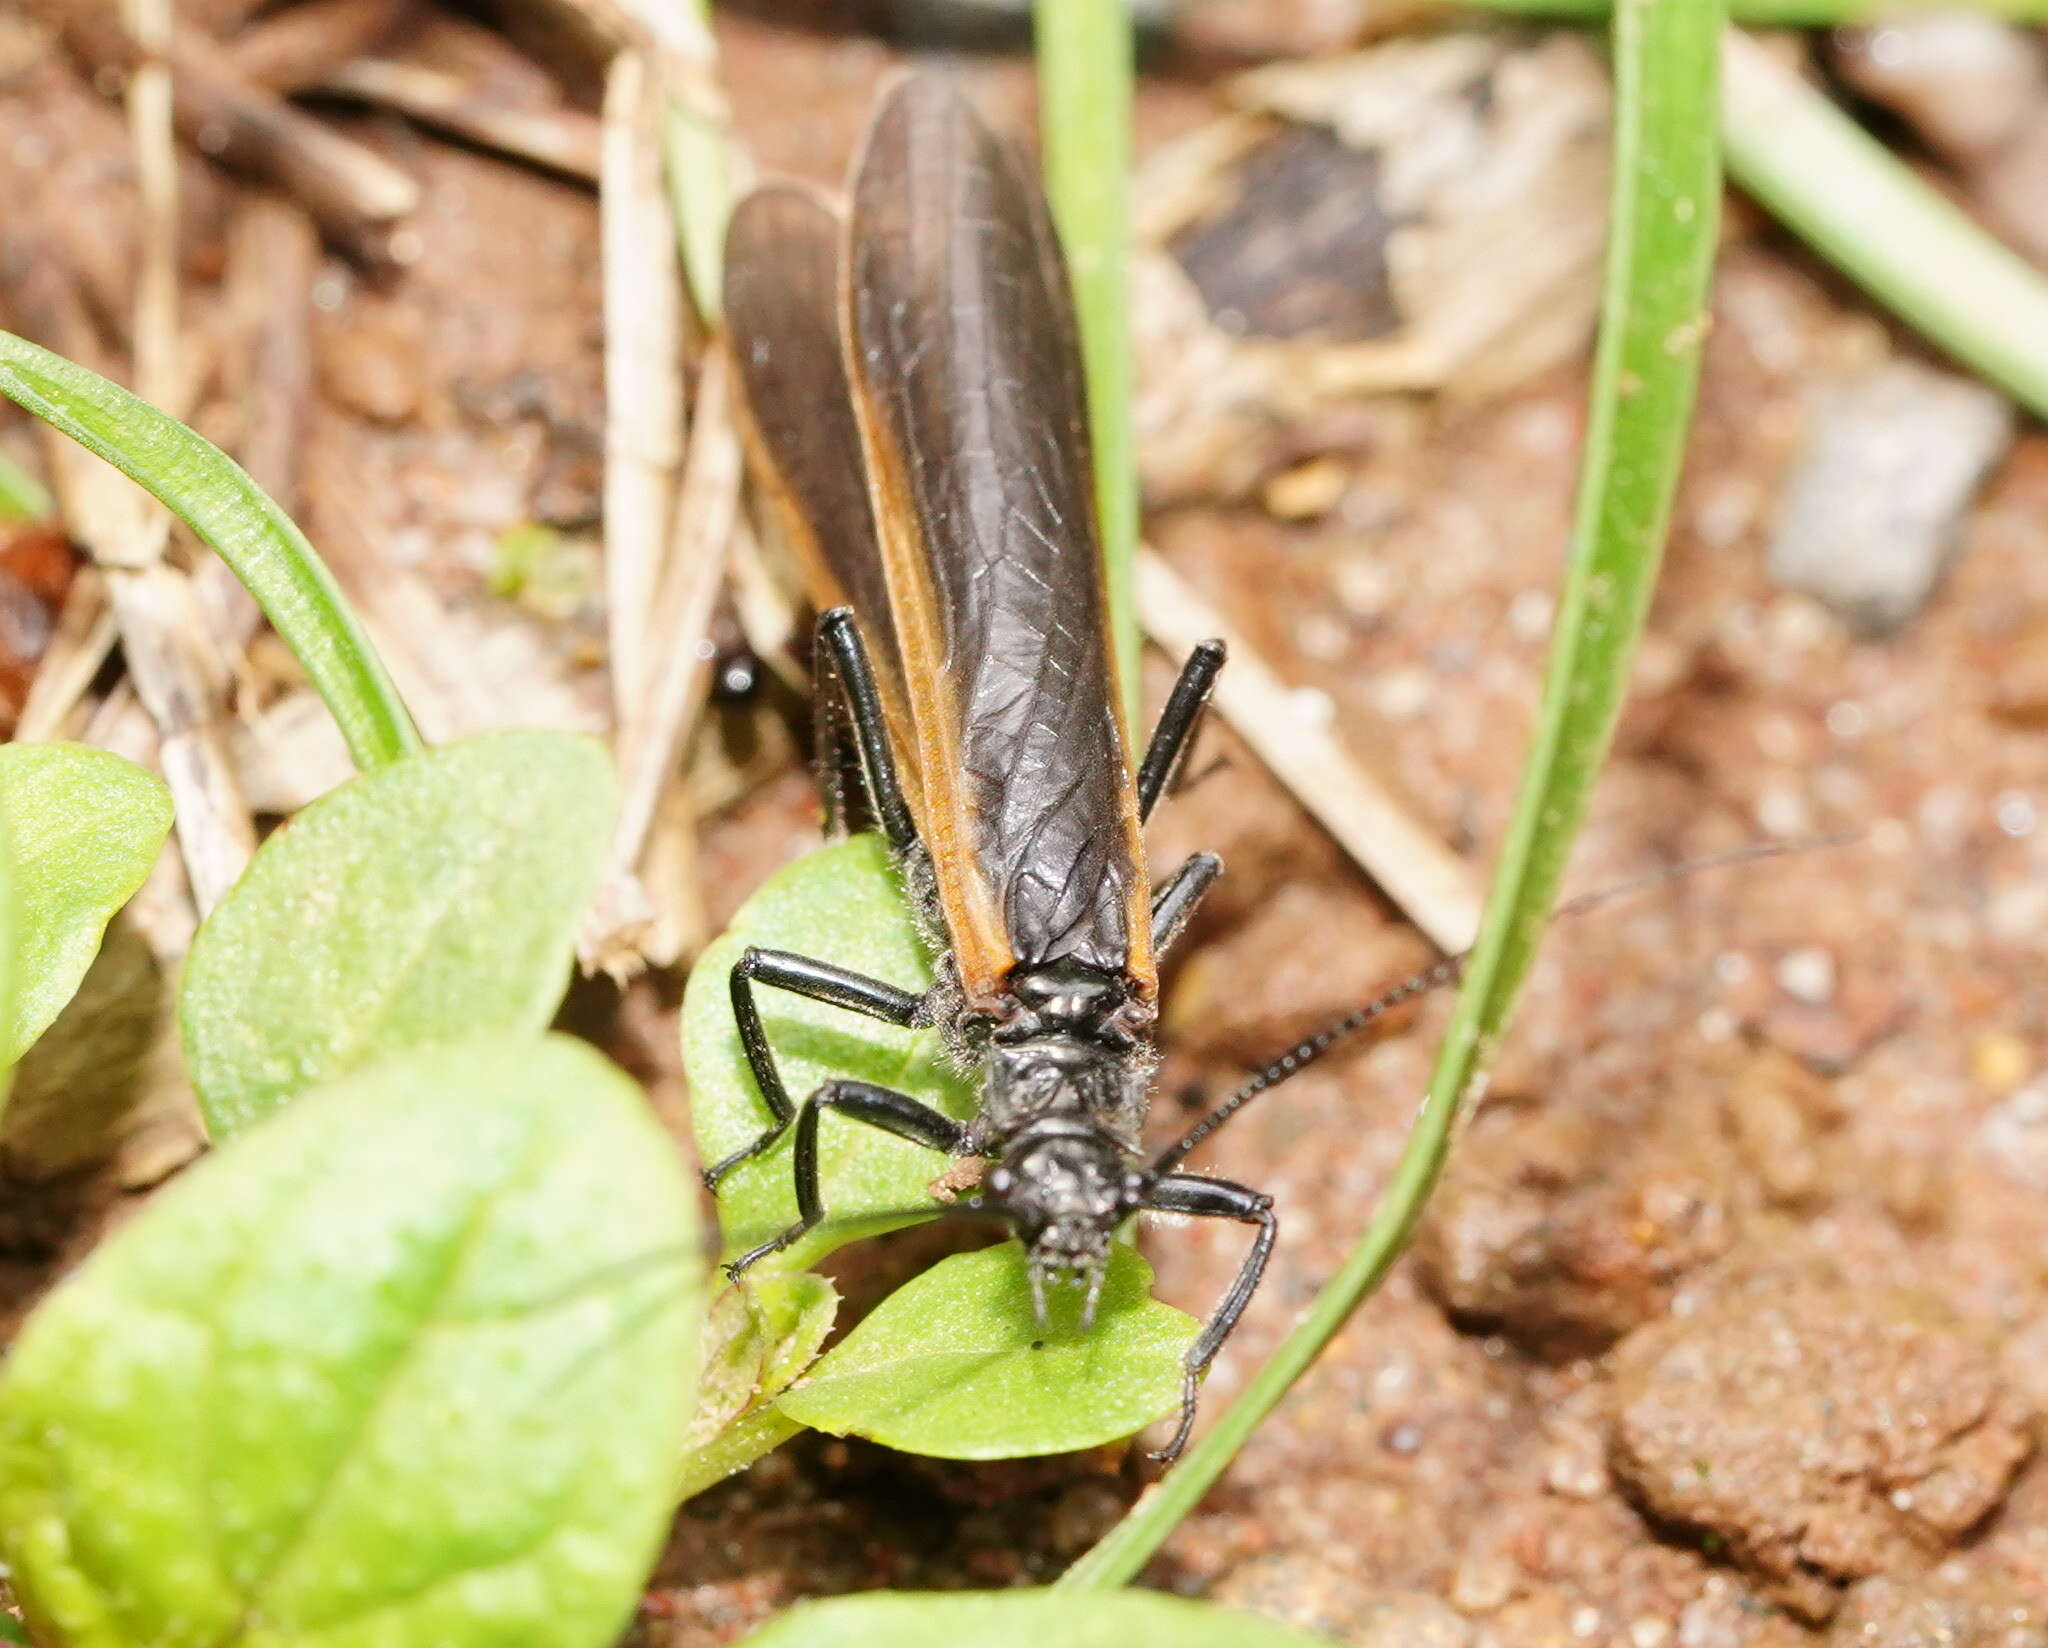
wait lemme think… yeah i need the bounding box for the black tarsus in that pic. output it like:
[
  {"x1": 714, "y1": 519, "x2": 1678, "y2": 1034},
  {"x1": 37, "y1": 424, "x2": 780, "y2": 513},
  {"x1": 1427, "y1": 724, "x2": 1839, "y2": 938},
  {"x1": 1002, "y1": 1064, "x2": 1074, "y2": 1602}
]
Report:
[
  {"x1": 727, "y1": 1079, "x2": 970, "y2": 1275},
  {"x1": 1141, "y1": 1171, "x2": 1277, "y2": 1462},
  {"x1": 1137, "y1": 639, "x2": 1226, "y2": 822},
  {"x1": 817, "y1": 606, "x2": 917, "y2": 853},
  {"x1": 1150, "y1": 851, "x2": 1222, "y2": 956},
  {"x1": 706, "y1": 946, "x2": 924, "y2": 1189},
  {"x1": 811, "y1": 619, "x2": 863, "y2": 841}
]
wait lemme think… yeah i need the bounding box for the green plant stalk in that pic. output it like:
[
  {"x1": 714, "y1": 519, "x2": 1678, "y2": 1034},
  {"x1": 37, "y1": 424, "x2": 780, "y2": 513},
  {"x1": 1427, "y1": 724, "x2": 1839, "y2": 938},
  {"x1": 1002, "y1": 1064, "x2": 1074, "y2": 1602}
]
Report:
[
  {"x1": 0, "y1": 449, "x2": 50, "y2": 523},
  {"x1": 1034, "y1": 0, "x2": 1142, "y2": 741},
  {"x1": 664, "y1": 0, "x2": 732, "y2": 325},
  {"x1": 1061, "y1": 0, "x2": 1724, "y2": 1588},
  {"x1": 0, "y1": 333, "x2": 420, "y2": 772},
  {"x1": 1720, "y1": 27, "x2": 2048, "y2": 420},
  {"x1": 0, "y1": 769, "x2": 15, "y2": 1115},
  {"x1": 1459, "y1": 0, "x2": 2048, "y2": 18}
]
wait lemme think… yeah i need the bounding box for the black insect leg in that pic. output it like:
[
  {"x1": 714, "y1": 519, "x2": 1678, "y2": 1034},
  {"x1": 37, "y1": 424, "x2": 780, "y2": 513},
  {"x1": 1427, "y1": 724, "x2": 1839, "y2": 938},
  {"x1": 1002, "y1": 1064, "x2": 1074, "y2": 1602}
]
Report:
[
  {"x1": 727, "y1": 1079, "x2": 969, "y2": 1276},
  {"x1": 1141, "y1": 1171, "x2": 1277, "y2": 1462},
  {"x1": 1150, "y1": 851, "x2": 1221, "y2": 956},
  {"x1": 810, "y1": 621, "x2": 863, "y2": 840},
  {"x1": 705, "y1": 947, "x2": 924, "y2": 1190},
  {"x1": 1136, "y1": 639, "x2": 1225, "y2": 821},
  {"x1": 815, "y1": 606, "x2": 917, "y2": 852}
]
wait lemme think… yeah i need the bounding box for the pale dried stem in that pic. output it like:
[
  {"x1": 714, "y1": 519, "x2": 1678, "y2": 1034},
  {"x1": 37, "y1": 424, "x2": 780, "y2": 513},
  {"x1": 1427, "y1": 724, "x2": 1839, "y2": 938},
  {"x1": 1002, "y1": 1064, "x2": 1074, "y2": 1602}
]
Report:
[
  {"x1": 123, "y1": 0, "x2": 178, "y2": 407},
  {"x1": 600, "y1": 46, "x2": 684, "y2": 722},
  {"x1": 1136, "y1": 549, "x2": 1482, "y2": 951},
  {"x1": 602, "y1": 344, "x2": 740, "y2": 965},
  {"x1": 320, "y1": 59, "x2": 602, "y2": 181},
  {"x1": 98, "y1": 0, "x2": 257, "y2": 915},
  {"x1": 16, "y1": 567, "x2": 116, "y2": 742}
]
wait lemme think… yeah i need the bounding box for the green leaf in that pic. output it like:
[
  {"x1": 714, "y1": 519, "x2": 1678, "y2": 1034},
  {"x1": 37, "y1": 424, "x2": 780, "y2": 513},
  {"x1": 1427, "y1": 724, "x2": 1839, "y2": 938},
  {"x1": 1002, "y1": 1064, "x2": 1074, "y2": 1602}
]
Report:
[
  {"x1": 0, "y1": 1613, "x2": 28, "y2": 1645},
  {"x1": 0, "y1": 743, "x2": 172, "y2": 1066},
  {"x1": 737, "y1": 1589, "x2": 1342, "y2": 1648},
  {"x1": 675, "y1": 1405, "x2": 804, "y2": 1505},
  {"x1": 675, "y1": 1273, "x2": 836, "y2": 1497},
  {"x1": 1064, "y1": 0, "x2": 1724, "y2": 1587},
  {"x1": 181, "y1": 731, "x2": 616, "y2": 1140},
  {"x1": 0, "y1": 331, "x2": 419, "y2": 773},
  {"x1": 777, "y1": 1243, "x2": 1195, "y2": 1459},
  {"x1": 682, "y1": 833, "x2": 977, "y2": 1268},
  {"x1": 0, "y1": 1034, "x2": 701, "y2": 1648},
  {"x1": 692, "y1": 1273, "x2": 837, "y2": 1439}
]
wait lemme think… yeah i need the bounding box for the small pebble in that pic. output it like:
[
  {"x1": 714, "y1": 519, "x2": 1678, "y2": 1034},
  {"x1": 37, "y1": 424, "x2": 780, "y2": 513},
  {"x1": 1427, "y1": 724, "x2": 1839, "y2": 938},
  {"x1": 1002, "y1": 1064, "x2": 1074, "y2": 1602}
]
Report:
[
  {"x1": 1777, "y1": 947, "x2": 1838, "y2": 1006},
  {"x1": 1766, "y1": 358, "x2": 2014, "y2": 636},
  {"x1": 1971, "y1": 1032, "x2": 2032, "y2": 1093}
]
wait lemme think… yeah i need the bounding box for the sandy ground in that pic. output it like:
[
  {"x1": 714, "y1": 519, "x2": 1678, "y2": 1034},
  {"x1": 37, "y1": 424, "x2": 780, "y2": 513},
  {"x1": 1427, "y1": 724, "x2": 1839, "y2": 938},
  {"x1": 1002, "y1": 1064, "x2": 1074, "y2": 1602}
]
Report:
[{"x1": 5, "y1": 7, "x2": 2048, "y2": 1647}]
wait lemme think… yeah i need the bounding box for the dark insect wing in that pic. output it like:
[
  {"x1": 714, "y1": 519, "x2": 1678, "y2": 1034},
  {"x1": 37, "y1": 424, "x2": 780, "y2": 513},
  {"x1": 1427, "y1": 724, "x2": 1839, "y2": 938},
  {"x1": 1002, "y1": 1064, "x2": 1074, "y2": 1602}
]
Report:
[
  {"x1": 722, "y1": 182, "x2": 922, "y2": 826},
  {"x1": 723, "y1": 185, "x2": 891, "y2": 645},
  {"x1": 844, "y1": 75, "x2": 1153, "y2": 1006}
]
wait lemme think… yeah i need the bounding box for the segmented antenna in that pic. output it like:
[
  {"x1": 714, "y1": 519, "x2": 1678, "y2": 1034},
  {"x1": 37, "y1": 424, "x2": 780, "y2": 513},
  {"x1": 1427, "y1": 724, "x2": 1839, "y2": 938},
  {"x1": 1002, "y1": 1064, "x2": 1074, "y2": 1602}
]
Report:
[{"x1": 1151, "y1": 833, "x2": 1855, "y2": 1173}]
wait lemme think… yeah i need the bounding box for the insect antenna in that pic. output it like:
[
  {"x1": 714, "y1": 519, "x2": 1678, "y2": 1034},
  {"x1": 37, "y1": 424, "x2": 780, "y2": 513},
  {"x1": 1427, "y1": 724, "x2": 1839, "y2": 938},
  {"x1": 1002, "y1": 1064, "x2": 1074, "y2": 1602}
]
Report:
[{"x1": 1152, "y1": 832, "x2": 1855, "y2": 1173}]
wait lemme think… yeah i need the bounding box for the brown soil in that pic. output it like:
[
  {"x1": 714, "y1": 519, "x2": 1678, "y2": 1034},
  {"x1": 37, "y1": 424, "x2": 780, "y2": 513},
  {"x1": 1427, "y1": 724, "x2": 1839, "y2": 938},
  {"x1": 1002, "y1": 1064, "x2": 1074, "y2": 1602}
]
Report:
[{"x1": 6, "y1": 7, "x2": 2048, "y2": 1648}]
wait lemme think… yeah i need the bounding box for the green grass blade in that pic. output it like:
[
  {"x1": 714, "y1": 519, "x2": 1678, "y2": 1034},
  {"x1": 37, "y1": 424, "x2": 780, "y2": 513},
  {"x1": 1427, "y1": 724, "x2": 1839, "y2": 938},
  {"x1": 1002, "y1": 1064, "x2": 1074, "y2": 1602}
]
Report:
[
  {"x1": 1720, "y1": 27, "x2": 2048, "y2": 421},
  {"x1": 1034, "y1": 0, "x2": 1142, "y2": 740},
  {"x1": 0, "y1": 449, "x2": 50, "y2": 523},
  {"x1": 0, "y1": 333, "x2": 420, "y2": 772},
  {"x1": 0, "y1": 750, "x2": 15, "y2": 1115},
  {"x1": 1458, "y1": 0, "x2": 2048, "y2": 19},
  {"x1": 664, "y1": 2, "x2": 732, "y2": 327},
  {"x1": 1061, "y1": 0, "x2": 1724, "y2": 1587}
]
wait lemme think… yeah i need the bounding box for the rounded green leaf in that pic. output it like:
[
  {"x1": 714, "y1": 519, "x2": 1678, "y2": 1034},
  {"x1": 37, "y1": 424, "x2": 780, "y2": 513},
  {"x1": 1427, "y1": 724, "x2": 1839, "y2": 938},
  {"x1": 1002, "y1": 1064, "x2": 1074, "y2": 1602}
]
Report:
[
  {"x1": 0, "y1": 743, "x2": 172, "y2": 1066},
  {"x1": 737, "y1": 1588, "x2": 1342, "y2": 1648},
  {"x1": 0, "y1": 1033, "x2": 700, "y2": 1648},
  {"x1": 775, "y1": 1242, "x2": 1195, "y2": 1459},
  {"x1": 181, "y1": 731, "x2": 615, "y2": 1139},
  {"x1": 682, "y1": 833, "x2": 977, "y2": 1267}
]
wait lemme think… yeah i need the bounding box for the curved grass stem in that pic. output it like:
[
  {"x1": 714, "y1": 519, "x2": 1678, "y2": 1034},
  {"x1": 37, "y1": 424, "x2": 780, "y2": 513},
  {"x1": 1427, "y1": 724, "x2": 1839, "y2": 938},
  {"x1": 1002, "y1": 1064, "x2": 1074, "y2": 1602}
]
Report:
[
  {"x1": 1459, "y1": 0, "x2": 2048, "y2": 19},
  {"x1": 1035, "y1": 0, "x2": 1142, "y2": 742},
  {"x1": 1719, "y1": 27, "x2": 2048, "y2": 421},
  {"x1": 0, "y1": 332, "x2": 420, "y2": 772},
  {"x1": 1061, "y1": 0, "x2": 1726, "y2": 1587},
  {"x1": 0, "y1": 450, "x2": 50, "y2": 524}
]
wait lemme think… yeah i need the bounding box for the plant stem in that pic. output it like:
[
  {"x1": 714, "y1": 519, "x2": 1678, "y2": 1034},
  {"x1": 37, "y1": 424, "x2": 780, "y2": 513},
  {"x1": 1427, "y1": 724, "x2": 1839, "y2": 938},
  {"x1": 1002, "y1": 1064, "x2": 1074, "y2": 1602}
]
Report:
[
  {"x1": 1460, "y1": 0, "x2": 2048, "y2": 19},
  {"x1": 0, "y1": 333, "x2": 420, "y2": 772},
  {"x1": 0, "y1": 450, "x2": 50, "y2": 523},
  {"x1": 1720, "y1": 28, "x2": 2048, "y2": 421},
  {"x1": 1061, "y1": 0, "x2": 1725, "y2": 1587},
  {"x1": 1035, "y1": 0, "x2": 1142, "y2": 742},
  {"x1": 663, "y1": 0, "x2": 731, "y2": 325}
]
